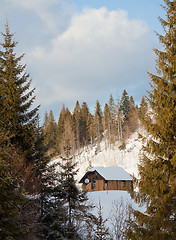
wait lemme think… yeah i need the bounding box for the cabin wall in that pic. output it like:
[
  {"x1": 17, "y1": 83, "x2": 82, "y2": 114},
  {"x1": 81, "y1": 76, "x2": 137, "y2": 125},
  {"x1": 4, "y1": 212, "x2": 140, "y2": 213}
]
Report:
[
  {"x1": 117, "y1": 180, "x2": 133, "y2": 191},
  {"x1": 82, "y1": 179, "x2": 133, "y2": 192}
]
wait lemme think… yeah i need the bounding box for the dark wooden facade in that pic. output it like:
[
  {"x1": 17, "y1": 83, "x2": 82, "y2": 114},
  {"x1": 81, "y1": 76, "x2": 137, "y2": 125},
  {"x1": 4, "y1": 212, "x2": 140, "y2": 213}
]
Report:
[{"x1": 79, "y1": 170, "x2": 133, "y2": 192}]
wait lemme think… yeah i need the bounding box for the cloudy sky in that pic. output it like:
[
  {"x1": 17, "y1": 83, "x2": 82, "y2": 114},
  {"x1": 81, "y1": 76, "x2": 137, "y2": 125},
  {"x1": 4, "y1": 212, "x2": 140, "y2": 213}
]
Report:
[{"x1": 0, "y1": 0, "x2": 164, "y2": 120}]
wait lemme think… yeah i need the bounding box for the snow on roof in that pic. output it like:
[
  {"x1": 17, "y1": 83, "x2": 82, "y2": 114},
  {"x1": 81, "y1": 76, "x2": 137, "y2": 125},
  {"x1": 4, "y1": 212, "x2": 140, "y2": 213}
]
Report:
[{"x1": 89, "y1": 166, "x2": 133, "y2": 181}]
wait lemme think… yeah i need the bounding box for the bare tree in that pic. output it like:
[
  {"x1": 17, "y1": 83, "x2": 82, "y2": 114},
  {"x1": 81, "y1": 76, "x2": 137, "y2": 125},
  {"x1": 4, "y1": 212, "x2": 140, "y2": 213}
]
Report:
[{"x1": 109, "y1": 198, "x2": 131, "y2": 240}]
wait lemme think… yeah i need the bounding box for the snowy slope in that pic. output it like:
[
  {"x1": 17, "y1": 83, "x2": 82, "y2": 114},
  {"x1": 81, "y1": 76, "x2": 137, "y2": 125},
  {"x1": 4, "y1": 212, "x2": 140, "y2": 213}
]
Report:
[
  {"x1": 52, "y1": 131, "x2": 143, "y2": 183},
  {"x1": 75, "y1": 131, "x2": 142, "y2": 183}
]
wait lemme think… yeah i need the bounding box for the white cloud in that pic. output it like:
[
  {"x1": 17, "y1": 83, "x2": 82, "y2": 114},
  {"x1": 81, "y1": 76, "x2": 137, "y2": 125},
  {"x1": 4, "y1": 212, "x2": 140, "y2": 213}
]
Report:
[
  {"x1": 28, "y1": 7, "x2": 153, "y2": 110},
  {"x1": 5, "y1": 0, "x2": 73, "y2": 33}
]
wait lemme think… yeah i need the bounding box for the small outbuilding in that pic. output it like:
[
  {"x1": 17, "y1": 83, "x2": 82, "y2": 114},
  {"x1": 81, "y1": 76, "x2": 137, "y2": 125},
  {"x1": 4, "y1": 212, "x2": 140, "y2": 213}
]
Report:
[{"x1": 79, "y1": 166, "x2": 133, "y2": 192}]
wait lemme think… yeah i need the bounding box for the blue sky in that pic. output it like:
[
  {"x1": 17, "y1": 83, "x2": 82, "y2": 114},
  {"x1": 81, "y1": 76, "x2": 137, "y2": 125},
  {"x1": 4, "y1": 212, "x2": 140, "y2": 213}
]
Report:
[{"x1": 0, "y1": 0, "x2": 165, "y2": 120}]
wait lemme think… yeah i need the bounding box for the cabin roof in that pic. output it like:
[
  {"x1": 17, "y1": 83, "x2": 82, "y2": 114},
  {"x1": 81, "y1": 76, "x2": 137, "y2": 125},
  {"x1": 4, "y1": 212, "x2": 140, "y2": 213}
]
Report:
[{"x1": 79, "y1": 166, "x2": 133, "y2": 183}]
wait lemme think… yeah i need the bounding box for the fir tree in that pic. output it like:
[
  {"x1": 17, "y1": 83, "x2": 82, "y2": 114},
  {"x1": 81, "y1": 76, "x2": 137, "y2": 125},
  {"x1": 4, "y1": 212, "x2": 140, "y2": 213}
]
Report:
[
  {"x1": 0, "y1": 21, "x2": 41, "y2": 239},
  {"x1": 0, "y1": 21, "x2": 39, "y2": 162},
  {"x1": 38, "y1": 161, "x2": 65, "y2": 240},
  {"x1": 127, "y1": 1, "x2": 176, "y2": 239},
  {"x1": 93, "y1": 201, "x2": 111, "y2": 240},
  {"x1": 120, "y1": 89, "x2": 130, "y2": 120},
  {"x1": 59, "y1": 145, "x2": 93, "y2": 239}
]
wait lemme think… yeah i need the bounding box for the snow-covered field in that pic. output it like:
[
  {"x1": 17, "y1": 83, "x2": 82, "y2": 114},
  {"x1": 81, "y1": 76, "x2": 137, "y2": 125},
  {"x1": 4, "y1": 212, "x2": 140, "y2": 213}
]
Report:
[
  {"x1": 88, "y1": 190, "x2": 146, "y2": 239},
  {"x1": 88, "y1": 190, "x2": 145, "y2": 218}
]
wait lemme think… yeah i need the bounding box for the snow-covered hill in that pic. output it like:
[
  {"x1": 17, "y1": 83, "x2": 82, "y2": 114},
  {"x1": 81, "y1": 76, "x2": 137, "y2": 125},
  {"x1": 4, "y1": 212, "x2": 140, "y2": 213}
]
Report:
[
  {"x1": 52, "y1": 130, "x2": 143, "y2": 184},
  {"x1": 75, "y1": 131, "x2": 142, "y2": 182}
]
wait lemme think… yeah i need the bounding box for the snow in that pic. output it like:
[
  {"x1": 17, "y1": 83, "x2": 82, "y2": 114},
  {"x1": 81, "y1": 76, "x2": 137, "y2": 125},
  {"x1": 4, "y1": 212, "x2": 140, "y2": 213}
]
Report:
[
  {"x1": 88, "y1": 190, "x2": 145, "y2": 218},
  {"x1": 88, "y1": 190, "x2": 146, "y2": 238},
  {"x1": 74, "y1": 131, "x2": 143, "y2": 182},
  {"x1": 88, "y1": 166, "x2": 133, "y2": 180}
]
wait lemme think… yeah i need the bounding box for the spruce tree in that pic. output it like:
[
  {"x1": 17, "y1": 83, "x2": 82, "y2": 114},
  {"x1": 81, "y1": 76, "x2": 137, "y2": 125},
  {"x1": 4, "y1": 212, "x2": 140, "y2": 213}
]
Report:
[
  {"x1": 0, "y1": 21, "x2": 41, "y2": 239},
  {"x1": 38, "y1": 160, "x2": 65, "y2": 240},
  {"x1": 58, "y1": 145, "x2": 93, "y2": 239},
  {"x1": 0, "y1": 21, "x2": 39, "y2": 162},
  {"x1": 93, "y1": 201, "x2": 111, "y2": 240},
  {"x1": 120, "y1": 89, "x2": 130, "y2": 120},
  {"x1": 127, "y1": 1, "x2": 176, "y2": 239}
]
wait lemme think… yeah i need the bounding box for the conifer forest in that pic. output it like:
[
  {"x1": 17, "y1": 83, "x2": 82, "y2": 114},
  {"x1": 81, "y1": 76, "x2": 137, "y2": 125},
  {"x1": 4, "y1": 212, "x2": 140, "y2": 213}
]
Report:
[{"x1": 0, "y1": 0, "x2": 176, "y2": 239}]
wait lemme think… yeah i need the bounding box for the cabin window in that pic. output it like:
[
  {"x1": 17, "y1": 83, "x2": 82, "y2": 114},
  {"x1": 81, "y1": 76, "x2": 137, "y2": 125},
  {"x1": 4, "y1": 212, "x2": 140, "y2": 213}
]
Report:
[
  {"x1": 122, "y1": 181, "x2": 126, "y2": 189},
  {"x1": 117, "y1": 181, "x2": 118, "y2": 190},
  {"x1": 92, "y1": 179, "x2": 96, "y2": 190},
  {"x1": 105, "y1": 180, "x2": 108, "y2": 190}
]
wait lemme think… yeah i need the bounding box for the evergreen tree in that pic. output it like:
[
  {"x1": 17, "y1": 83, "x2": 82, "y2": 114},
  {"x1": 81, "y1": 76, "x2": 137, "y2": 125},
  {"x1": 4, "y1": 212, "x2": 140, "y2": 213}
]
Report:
[
  {"x1": 0, "y1": 144, "x2": 24, "y2": 239},
  {"x1": 59, "y1": 145, "x2": 93, "y2": 239},
  {"x1": 120, "y1": 89, "x2": 130, "y2": 120},
  {"x1": 138, "y1": 96, "x2": 148, "y2": 122},
  {"x1": 93, "y1": 201, "x2": 111, "y2": 240},
  {"x1": 0, "y1": 138, "x2": 37, "y2": 239},
  {"x1": 38, "y1": 161, "x2": 65, "y2": 240},
  {"x1": 0, "y1": 21, "x2": 39, "y2": 162},
  {"x1": 124, "y1": 96, "x2": 139, "y2": 137},
  {"x1": 0, "y1": 21, "x2": 41, "y2": 239},
  {"x1": 127, "y1": 1, "x2": 176, "y2": 239},
  {"x1": 43, "y1": 110, "x2": 57, "y2": 155}
]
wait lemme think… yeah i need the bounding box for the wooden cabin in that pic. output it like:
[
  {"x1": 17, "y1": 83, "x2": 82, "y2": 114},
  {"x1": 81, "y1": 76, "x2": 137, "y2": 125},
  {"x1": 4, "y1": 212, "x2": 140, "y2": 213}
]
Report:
[{"x1": 79, "y1": 166, "x2": 133, "y2": 192}]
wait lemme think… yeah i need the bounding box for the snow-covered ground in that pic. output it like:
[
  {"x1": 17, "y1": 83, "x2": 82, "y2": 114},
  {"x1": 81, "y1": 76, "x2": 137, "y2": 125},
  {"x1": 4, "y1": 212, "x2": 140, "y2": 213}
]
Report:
[
  {"x1": 88, "y1": 190, "x2": 145, "y2": 218},
  {"x1": 88, "y1": 190, "x2": 146, "y2": 239}
]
